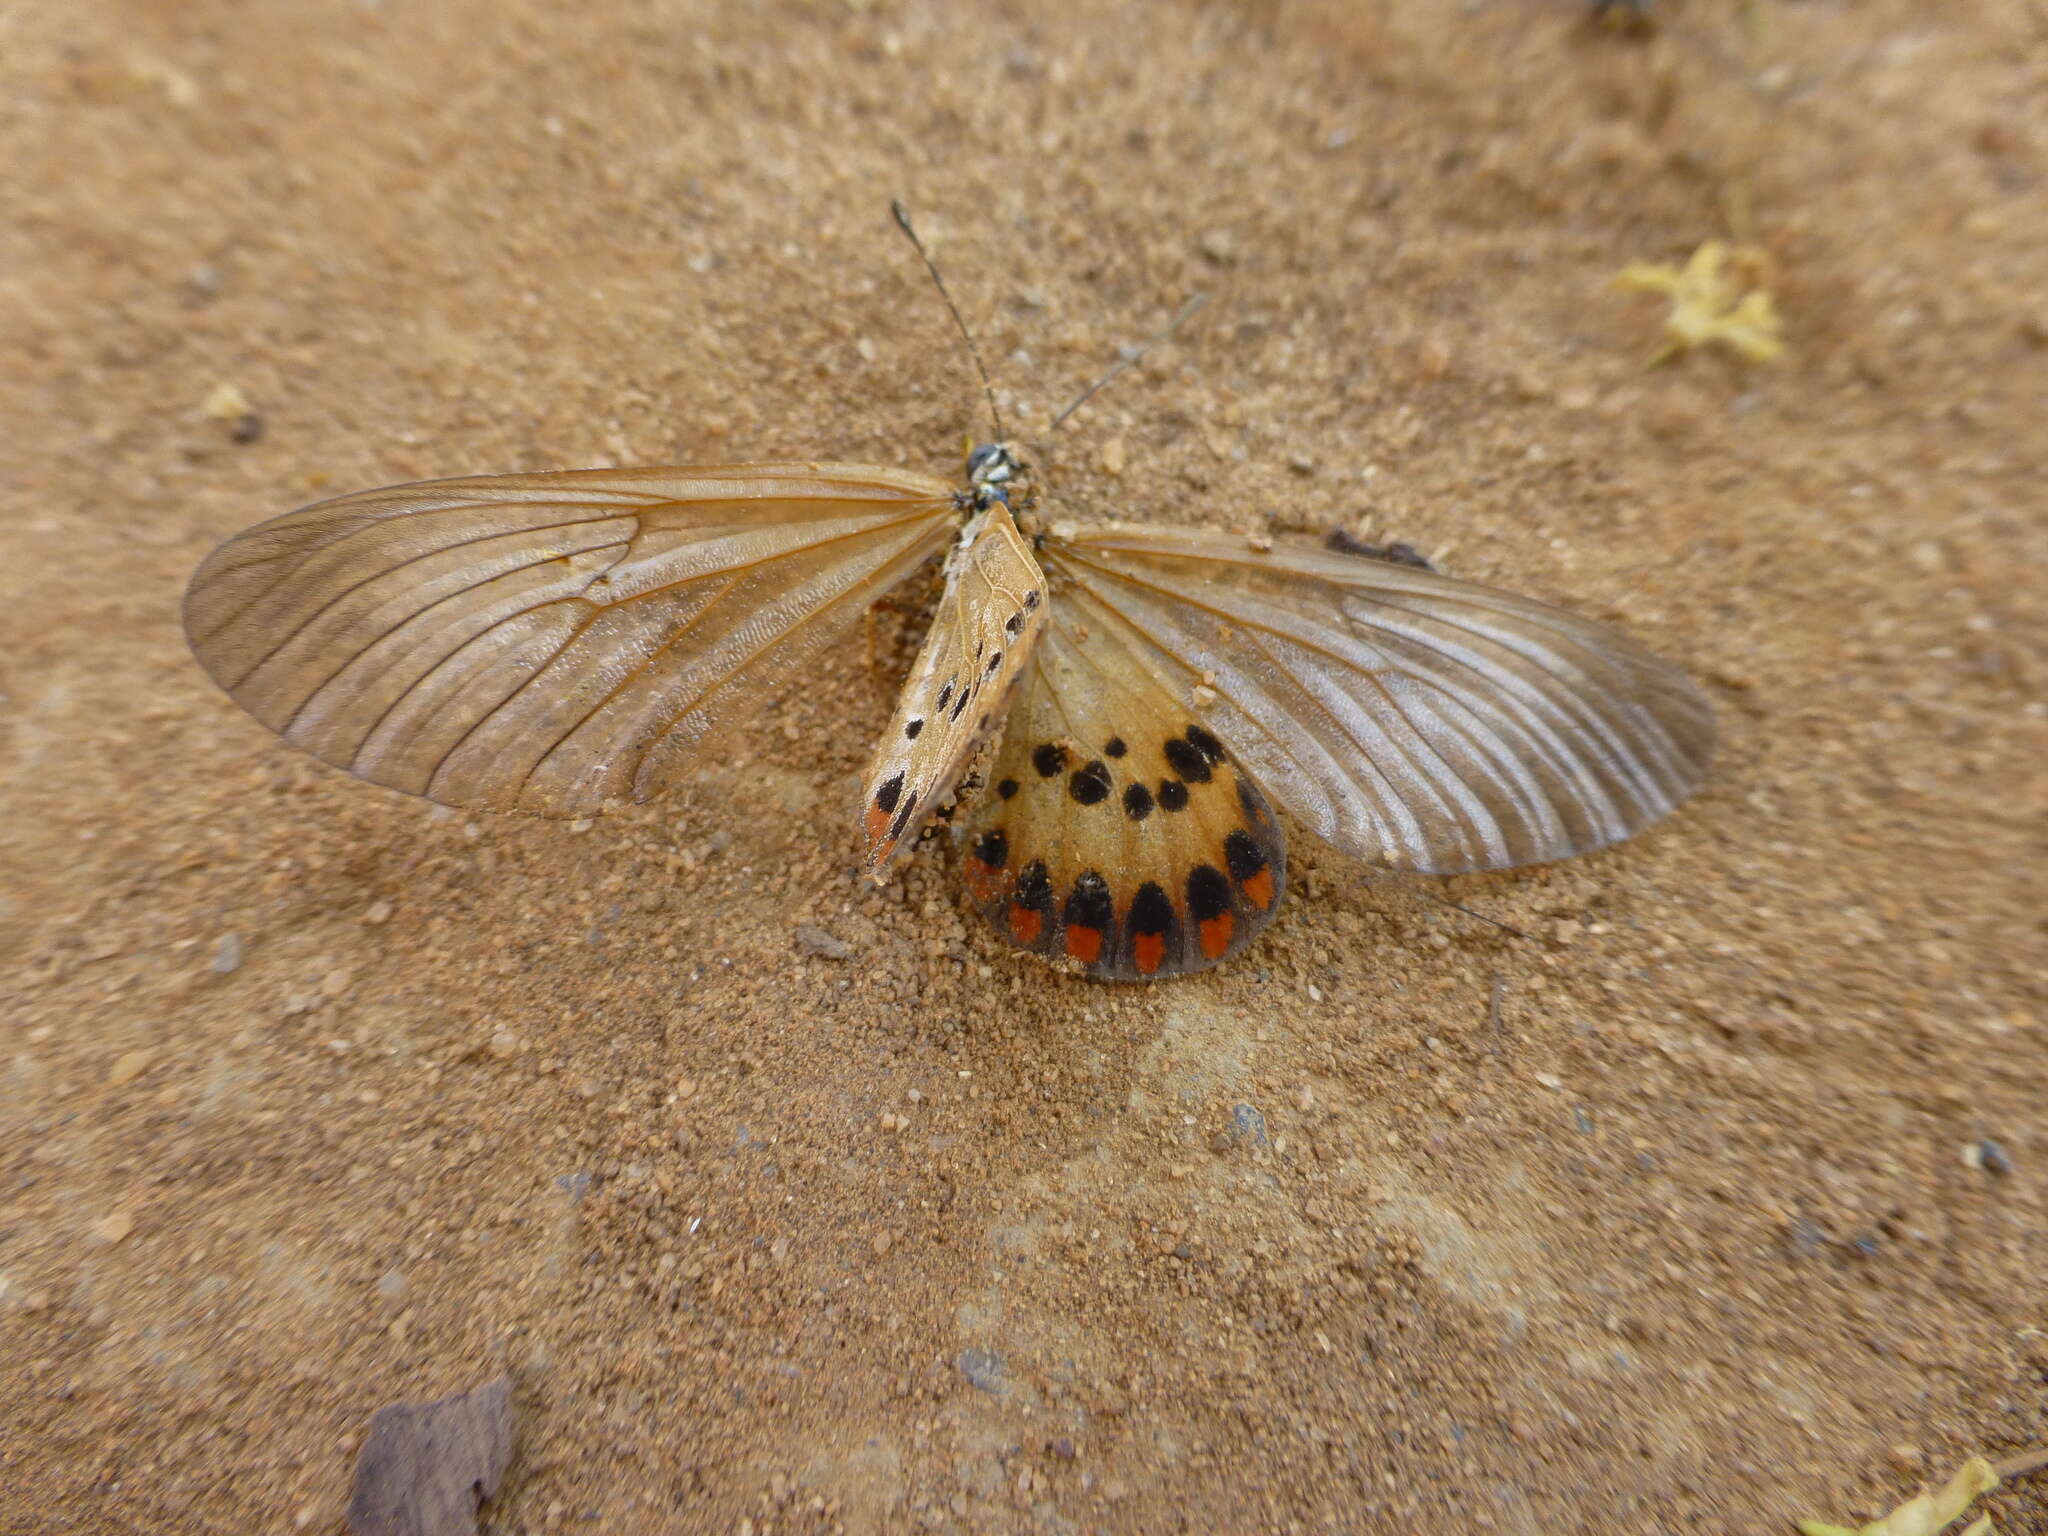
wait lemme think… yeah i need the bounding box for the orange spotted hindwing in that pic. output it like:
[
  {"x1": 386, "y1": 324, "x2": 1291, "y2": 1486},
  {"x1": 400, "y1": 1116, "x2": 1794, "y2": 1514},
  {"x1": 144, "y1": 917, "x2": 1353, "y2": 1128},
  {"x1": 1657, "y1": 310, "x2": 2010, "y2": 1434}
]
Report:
[{"x1": 954, "y1": 596, "x2": 1286, "y2": 980}]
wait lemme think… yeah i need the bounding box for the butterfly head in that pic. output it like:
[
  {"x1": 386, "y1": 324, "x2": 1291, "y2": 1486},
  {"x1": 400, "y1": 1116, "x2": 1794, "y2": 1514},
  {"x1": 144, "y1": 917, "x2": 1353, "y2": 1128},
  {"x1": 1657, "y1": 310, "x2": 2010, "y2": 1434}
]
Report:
[{"x1": 963, "y1": 441, "x2": 1031, "y2": 512}]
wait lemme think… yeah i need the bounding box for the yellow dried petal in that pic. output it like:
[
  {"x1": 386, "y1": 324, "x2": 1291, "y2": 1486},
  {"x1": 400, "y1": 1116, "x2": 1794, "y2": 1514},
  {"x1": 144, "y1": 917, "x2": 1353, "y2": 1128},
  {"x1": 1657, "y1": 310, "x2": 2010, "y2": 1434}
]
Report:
[
  {"x1": 1612, "y1": 239, "x2": 1784, "y2": 365},
  {"x1": 1798, "y1": 1457, "x2": 2000, "y2": 1536}
]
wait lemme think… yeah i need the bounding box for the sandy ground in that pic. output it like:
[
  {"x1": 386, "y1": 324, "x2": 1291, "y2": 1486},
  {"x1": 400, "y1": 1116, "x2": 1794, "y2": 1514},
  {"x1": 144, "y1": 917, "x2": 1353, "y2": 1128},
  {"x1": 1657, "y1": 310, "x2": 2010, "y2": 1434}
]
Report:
[{"x1": 3, "y1": 1, "x2": 2045, "y2": 1532}]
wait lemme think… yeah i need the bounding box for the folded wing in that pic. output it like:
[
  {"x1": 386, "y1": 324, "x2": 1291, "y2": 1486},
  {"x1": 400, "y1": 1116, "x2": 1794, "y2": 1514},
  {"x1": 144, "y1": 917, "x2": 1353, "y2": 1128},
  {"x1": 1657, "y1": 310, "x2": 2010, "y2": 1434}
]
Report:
[{"x1": 858, "y1": 502, "x2": 1049, "y2": 877}]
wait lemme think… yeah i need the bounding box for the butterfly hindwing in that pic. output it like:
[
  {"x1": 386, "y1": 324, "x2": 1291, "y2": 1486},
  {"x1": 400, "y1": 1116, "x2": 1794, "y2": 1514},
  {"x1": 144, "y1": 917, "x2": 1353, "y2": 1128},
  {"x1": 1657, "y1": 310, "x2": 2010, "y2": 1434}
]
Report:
[
  {"x1": 859, "y1": 501, "x2": 1048, "y2": 875},
  {"x1": 182, "y1": 464, "x2": 961, "y2": 818},
  {"x1": 955, "y1": 601, "x2": 1287, "y2": 980},
  {"x1": 1037, "y1": 521, "x2": 1714, "y2": 876}
]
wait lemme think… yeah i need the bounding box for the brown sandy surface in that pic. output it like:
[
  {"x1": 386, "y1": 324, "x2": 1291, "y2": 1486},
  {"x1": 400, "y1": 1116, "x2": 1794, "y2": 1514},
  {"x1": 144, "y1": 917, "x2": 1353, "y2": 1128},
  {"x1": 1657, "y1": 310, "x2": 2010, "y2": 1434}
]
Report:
[{"x1": 4, "y1": 1, "x2": 2045, "y2": 1532}]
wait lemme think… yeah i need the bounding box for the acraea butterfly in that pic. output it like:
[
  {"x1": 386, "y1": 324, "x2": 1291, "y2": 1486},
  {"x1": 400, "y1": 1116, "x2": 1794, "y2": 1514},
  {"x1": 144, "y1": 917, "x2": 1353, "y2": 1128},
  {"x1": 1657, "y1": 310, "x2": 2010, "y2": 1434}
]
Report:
[{"x1": 183, "y1": 213, "x2": 1713, "y2": 982}]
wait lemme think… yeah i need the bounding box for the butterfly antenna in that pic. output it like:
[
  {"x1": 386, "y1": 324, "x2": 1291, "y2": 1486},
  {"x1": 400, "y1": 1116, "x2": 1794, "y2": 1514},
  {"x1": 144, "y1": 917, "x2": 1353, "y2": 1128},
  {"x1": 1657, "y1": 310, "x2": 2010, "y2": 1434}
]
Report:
[
  {"x1": 1422, "y1": 891, "x2": 1528, "y2": 941},
  {"x1": 1047, "y1": 292, "x2": 1209, "y2": 434},
  {"x1": 891, "y1": 200, "x2": 1006, "y2": 442}
]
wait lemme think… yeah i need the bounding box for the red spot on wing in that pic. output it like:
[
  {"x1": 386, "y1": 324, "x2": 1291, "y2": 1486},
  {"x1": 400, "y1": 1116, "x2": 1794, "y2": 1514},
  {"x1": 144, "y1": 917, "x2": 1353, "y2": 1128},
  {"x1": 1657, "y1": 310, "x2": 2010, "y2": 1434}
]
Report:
[
  {"x1": 1239, "y1": 867, "x2": 1274, "y2": 911},
  {"x1": 1132, "y1": 931, "x2": 1166, "y2": 976},
  {"x1": 1198, "y1": 911, "x2": 1235, "y2": 960},
  {"x1": 967, "y1": 858, "x2": 1004, "y2": 905},
  {"x1": 1064, "y1": 925, "x2": 1103, "y2": 965},
  {"x1": 864, "y1": 803, "x2": 894, "y2": 856},
  {"x1": 1009, "y1": 904, "x2": 1045, "y2": 945}
]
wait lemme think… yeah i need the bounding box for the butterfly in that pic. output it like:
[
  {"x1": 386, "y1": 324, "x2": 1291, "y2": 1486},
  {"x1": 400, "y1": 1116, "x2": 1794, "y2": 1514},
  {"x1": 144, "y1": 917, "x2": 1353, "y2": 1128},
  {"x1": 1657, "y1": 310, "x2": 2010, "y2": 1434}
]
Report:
[
  {"x1": 182, "y1": 213, "x2": 1714, "y2": 982},
  {"x1": 183, "y1": 432, "x2": 1714, "y2": 981}
]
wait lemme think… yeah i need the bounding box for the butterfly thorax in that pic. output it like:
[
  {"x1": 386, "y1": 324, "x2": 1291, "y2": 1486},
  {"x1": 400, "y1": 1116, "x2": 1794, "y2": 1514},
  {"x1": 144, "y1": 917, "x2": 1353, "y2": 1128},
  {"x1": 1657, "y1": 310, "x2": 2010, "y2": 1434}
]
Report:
[{"x1": 960, "y1": 441, "x2": 1031, "y2": 514}]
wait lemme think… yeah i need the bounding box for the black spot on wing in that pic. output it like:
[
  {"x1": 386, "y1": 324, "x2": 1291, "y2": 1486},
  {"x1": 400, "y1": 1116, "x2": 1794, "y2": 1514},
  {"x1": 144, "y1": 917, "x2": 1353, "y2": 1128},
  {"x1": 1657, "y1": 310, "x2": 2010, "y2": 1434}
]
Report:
[
  {"x1": 975, "y1": 829, "x2": 1009, "y2": 868},
  {"x1": 1064, "y1": 872, "x2": 1113, "y2": 931},
  {"x1": 1163, "y1": 735, "x2": 1214, "y2": 784},
  {"x1": 1224, "y1": 828, "x2": 1267, "y2": 881},
  {"x1": 1237, "y1": 777, "x2": 1263, "y2": 820},
  {"x1": 1069, "y1": 760, "x2": 1113, "y2": 806},
  {"x1": 1032, "y1": 742, "x2": 1068, "y2": 778},
  {"x1": 904, "y1": 718, "x2": 923, "y2": 740},
  {"x1": 889, "y1": 794, "x2": 917, "y2": 839},
  {"x1": 1122, "y1": 782, "x2": 1153, "y2": 821},
  {"x1": 1014, "y1": 860, "x2": 1054, "y2": 912},
  {"x1": 997, "y1": 778, "x2": 1019, "y2": 800},
  {"x1": 1129, "y1": 882, "x2": 1174, "y2": 937},
  {"x1": 1185, "y1": 725, "x2": 1224, "y2": 764},
  {"x1": 1104, "y1": 736, "x2": 1127, "y2": 758},
  {"x1": 875, "y1": 773, "x2": 904, "y2": 814},
  {"x1": 1158, "y1": 779, "x2": 1189, "y2": 812},
  {"x1": 1186, "y1": 864, "x2": 1231, "y2": 922}
]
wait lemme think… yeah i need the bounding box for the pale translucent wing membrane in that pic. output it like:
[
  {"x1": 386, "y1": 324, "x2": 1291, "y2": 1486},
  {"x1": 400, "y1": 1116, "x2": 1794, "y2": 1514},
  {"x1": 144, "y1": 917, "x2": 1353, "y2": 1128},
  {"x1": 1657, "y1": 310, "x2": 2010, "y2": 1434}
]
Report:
[
  {"x1": 185, "y1": 464, "x2": 959, "y2": 817},
  {"x1": 858, "y1": 502, "x2": 1047, "y2": 875},
  {"x1": 1039, "y1": 524, "x2": 1713, "y2": 875},
  {"x1": 955, "y1": 608, "x2": 1286, "y2": 980}
]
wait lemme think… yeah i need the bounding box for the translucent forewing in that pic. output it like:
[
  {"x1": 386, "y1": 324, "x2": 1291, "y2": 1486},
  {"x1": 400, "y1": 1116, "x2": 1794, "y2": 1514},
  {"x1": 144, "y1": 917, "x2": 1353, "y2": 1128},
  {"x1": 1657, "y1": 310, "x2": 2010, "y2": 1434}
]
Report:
[{"x1": 185, "y1": 464, "x2": 959, "y2": 818}]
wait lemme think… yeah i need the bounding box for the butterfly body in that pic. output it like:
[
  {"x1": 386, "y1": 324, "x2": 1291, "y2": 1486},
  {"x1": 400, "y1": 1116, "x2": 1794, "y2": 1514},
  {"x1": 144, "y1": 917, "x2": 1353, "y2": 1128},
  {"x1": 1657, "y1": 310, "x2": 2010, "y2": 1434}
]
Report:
[{"x1": 186, "y1": 442, "x2": 1714, "y2": 983}]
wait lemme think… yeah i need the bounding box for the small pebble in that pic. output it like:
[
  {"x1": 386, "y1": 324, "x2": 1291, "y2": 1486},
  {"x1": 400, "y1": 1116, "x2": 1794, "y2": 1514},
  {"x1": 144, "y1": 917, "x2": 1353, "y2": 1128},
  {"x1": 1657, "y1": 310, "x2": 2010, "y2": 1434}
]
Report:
[
  {"x1": 1963, "y1": 1138, "x2": 2013, "y2": 1175},
  {"x1": 363, "y1": 901, "x2": 393, "y2": 926},
  {"x1": 794, "y1": 924, "x2": 851, "y2": 960},
  {"x1": 555, "y1": 1171, "x2": 593, "y2": 1201},
  {"x1": 956, "y1": 1347, "x2": 1004, "y2": 1393},
  {"x1": 1230, "y1": 1103, "x2": 1269, "y2": 1146},
  {"x1": 1784, "y1": 1217, "x2": 1828, "y2": 1259},
  {"x1": 1099, "y1": 437, "x2": 1127, "y2": 477},
  {"x1": 211, "y1": 932, "x2": 244, "y2": 974},
  {"x1": 201, "y1": 381, "x2": 253, "y2": 420},
  {"x1": 320, "y1": 968, "x2": 353, "y2": 999},
  {"x1": 108, "y1": 1048, "x2": 155, "y2": 1087},
  {"x1": 89, "y1": 1212, "x2": 135, "y2": 1245}
]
